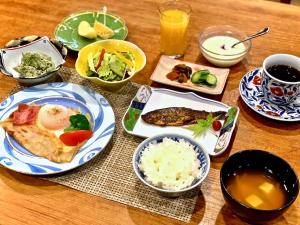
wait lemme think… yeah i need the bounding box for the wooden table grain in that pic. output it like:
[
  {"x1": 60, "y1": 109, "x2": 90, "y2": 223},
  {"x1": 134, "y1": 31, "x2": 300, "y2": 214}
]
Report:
[{"x1": 0, "y1": 0, "x2": 299, "y2": 224}]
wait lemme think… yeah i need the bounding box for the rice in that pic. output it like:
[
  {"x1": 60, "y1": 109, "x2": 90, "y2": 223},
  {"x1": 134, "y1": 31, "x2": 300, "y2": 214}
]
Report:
[{"x1": 139, "y1": 137, "x2": 201, "y2": 191}]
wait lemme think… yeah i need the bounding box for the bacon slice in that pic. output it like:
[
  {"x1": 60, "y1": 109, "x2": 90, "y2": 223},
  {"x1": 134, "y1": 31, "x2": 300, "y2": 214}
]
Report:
[{"x1": 12, "y1": 104, "x2": 41, "y2": 125}]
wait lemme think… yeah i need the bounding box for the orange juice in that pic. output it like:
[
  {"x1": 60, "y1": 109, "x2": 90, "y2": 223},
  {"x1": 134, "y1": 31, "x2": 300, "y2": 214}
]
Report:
[{"x1": 160, "y1": 9, "x2": 190, "y2": 57}]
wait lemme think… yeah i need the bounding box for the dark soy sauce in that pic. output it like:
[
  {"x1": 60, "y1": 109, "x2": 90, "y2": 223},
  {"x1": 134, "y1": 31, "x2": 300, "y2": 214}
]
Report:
[{"x1": 267, "y1": 65, "x2": 300, "y2": 82}]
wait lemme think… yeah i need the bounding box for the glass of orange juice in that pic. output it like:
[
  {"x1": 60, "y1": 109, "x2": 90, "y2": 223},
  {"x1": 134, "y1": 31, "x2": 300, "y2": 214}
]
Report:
[{"x1": 158, "y1": 1, "x2": 191, "y2": 58}]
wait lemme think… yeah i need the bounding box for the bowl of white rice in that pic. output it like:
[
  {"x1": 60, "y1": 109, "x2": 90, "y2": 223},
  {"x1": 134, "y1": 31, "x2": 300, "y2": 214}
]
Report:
[{"x1": 132, "y1": 134, "x2": 210, "y2": 197}]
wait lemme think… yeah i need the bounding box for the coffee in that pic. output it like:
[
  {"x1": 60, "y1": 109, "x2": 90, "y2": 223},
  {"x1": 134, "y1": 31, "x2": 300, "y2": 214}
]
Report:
[{"x1": 267, "y1": 65, "x2": 300, "y2": 82}]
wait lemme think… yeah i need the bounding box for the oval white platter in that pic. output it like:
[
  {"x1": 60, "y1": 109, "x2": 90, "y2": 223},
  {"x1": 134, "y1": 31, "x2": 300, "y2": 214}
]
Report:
[{"x1": 0, "y1": 82, "x2": 115, "y2": 175}]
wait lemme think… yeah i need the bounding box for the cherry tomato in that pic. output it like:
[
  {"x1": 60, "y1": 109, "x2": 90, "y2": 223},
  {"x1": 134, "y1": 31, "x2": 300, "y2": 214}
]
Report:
[
  {"x1": 212, "y1": 120, "x2": 222, "y2": 131},
  {"x1": 59, "y1": 130, "x2": 93, "y2": 146}
]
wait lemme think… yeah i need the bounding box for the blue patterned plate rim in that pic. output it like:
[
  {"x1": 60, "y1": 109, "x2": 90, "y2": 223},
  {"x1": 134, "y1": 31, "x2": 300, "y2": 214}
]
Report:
[
  {"x1": 0, "y1": 82, "x2": 115, "y2": 175},
  {"x1": 239, "y1": 68, "x2": 300, "y2": 122}
]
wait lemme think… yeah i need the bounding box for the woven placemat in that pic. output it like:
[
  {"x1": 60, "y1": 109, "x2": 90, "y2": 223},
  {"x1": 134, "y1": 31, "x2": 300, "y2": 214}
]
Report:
[{"x1": 8, "y1": 68, "x2": 221, "y2": 222}]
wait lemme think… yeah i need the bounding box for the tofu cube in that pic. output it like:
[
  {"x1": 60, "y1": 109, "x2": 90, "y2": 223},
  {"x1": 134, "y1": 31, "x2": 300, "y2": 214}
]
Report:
[
  {"x1": 245, "y1": 194, "x2": 263, "y2": 208},
  {"x1": 259, "y1": 182, "x2": 274, "y2": 194}
]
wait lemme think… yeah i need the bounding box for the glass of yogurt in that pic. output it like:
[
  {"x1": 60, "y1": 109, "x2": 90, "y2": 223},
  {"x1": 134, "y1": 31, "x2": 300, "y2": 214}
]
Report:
[{"x1": 199, "y1": 25, "x2": 251, "y2": 67}]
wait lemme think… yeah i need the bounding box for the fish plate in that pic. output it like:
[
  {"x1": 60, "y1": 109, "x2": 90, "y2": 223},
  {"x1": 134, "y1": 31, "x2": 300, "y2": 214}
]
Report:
[{"x1": 122, "y1": 85, "x2": 239, "y2": 156}]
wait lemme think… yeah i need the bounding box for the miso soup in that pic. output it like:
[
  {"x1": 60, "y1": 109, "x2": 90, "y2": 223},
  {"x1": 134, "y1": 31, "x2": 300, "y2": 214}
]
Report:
[{"x1": 226, "y1": 169, "x2": 288, "y2": 210}]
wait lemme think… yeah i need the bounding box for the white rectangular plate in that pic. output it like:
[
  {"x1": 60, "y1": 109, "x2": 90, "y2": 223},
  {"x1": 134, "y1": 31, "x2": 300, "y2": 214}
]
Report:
[
  {"x1": 150, "y1": 55, "x2": 230, "y2": 95},
  {"x1": 122, "y1": 85, "x2": 239, "y2": 156}
]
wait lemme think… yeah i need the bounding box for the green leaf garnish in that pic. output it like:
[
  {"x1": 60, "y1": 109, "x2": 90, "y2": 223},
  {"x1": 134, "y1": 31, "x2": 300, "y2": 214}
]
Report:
[
  {"x1": 64, "y1": 114, "x2": 90, "y2": 132},
  {"x1": 186, "y1": 114, "x2": 217, "y2": 137},
  {"x1": 223, "y1": 107, "x2": 238, "y2": 128}
]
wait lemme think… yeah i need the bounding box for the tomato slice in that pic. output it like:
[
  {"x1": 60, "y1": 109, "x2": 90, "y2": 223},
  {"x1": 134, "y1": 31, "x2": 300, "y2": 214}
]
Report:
[{"x1": 59, "y1": 130, "x2": 93, "y2": 146}]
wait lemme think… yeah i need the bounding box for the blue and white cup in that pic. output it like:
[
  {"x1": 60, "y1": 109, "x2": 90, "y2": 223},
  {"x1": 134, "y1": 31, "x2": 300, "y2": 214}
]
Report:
[{"x1": 262, "y1": 54, "x2": 300, "y2": 105}]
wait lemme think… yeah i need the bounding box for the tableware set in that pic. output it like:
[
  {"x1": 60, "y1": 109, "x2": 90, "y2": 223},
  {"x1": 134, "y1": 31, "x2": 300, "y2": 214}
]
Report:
[{"x1": 0, "y1": 1, "x2": 299, "y2": 223}]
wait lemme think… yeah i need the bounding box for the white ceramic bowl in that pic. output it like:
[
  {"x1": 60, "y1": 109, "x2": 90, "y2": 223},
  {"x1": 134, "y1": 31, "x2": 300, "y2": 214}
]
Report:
[
  {"x1": 0, "y1": 36, "x2": 67, "y2": 85},
  {"x1": 199, "y1": 25, "x2": 251, "y2": 67},
  {"x1": 132, "y1": 134, "x2": 210, "y2": 197}
]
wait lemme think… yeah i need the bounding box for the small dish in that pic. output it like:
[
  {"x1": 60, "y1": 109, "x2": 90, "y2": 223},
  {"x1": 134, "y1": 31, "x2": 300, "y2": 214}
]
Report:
[
  {"x1": 199, "y1": 25, "x2": 251, "y2": 67},
  {"x1": 150, "y1": 55, "x2": 229, "y2": 95},
  {"x1": 220, "y1": 149, "x2": 299, "y2": 223},
  {"x1": 239, "y1": 68, "x2": 300, "y2": 121},
  {"x1": 0, "y1": 36, "x2": 66, "y2": 85},
  {"x1": 133, "y1": 133, "x2": 210, "y2": 197},
  {"x1": 75, "y1": 39, "x2": 146, "y2": 92},
  {"x1": 122, "y1": 85, "x2": 239, "y2": 156},
  {"x1": 55, "y1": 11, "x2": 128, "y2": 51}
]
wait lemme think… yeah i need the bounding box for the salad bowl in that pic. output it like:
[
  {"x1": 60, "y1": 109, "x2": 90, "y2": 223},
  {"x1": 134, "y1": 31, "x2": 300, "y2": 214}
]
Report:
[{"x1": 75, "y1": 39, "x2": 146, "y2": 91}]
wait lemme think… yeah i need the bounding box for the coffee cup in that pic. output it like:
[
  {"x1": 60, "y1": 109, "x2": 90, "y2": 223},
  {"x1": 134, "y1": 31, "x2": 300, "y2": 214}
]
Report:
[{"x1": 262, "y1": 54, "x2": 300, "y2": 105}]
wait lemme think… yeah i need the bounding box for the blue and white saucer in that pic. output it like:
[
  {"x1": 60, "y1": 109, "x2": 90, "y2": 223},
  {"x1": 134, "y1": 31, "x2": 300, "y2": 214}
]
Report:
[{"x1": 239, "y1": 68, "x2": 300, "y2": 121}]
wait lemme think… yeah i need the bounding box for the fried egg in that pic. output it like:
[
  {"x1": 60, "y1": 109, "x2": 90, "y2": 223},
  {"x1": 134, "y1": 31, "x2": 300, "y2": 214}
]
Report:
[
  {"x1": 36, "y1": 104, "x2": 80, "y2": 153},
  {"x1": 36, "y1": 104, "x2": 77, "y2": 136}
]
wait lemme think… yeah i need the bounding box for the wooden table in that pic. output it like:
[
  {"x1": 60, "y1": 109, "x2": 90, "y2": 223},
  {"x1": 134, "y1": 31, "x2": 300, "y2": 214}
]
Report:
[{"x1": 0, "y1": 0, "x2": 299, "y2": 224}]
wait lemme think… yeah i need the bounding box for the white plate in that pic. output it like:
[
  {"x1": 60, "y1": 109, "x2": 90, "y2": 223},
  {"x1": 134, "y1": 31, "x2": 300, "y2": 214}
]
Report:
[
  {"x1": 0, "y1": 82, "x2": 115, "y2": 175},
  {"x1": 122, "y1": 85, "x2": 239, "y2": 156}
]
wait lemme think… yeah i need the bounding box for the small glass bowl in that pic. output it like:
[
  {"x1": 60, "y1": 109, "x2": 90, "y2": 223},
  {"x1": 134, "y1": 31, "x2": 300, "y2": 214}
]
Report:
[{"x1": 199, "y1": 25, "x2": 251, "y2": 67}]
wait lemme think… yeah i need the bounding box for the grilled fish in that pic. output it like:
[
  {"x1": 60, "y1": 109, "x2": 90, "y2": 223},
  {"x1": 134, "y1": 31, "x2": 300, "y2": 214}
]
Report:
[{"x1": 141, "y1": 107, "x2": 227, "y2": 126}]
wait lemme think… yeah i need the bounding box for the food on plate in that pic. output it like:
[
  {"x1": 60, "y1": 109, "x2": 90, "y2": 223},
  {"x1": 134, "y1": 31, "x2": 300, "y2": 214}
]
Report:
[
  {"x1": 226, "y1": 169, "x2": 287, "y2": 210},
  {"x1": 14, "y1": 52, "x2": 55, "y2": 78},
  {"x1": 141, "y1": 107, "x2": 226, "y2": 126},
  {"x1": 187, "y1": 107, "x2": 238, "y2": 136},
  {"x1": 86, "y1": 48, "x2": 135, "y2": 81},
  {"x1": 166, "y1": 65, "x2": 218, "y2": 87},
  {"x1": 138, "y1": 137, "x2": 200, "y2": 191},
  {"x1": 212, "y1": 120, "x2": 222, "y2": 131},
  {"x1": 0, "y1": 103, "x2": 93, "y2": 163},
  {"x1": 223, "y1": 107, "x2": 238, "y2": 128},
  {"x1": 78, "y1": 21, "x2": 97, "y2": 39},
  {"x1": 166, "y1": 64, "x2": 192, "y2": 83},
  {"x1": 186, "y1": 114, "x2": 220, "y2": 136},
  {"x1": 78, "y1": 20, "x2": 114, "y2": 39},
  {"x1": 191, "y1": 69, "x2": 217, "y2": 86},
  {"x1": 93, "y1": 21, "x2": 114, "y2": 39}
]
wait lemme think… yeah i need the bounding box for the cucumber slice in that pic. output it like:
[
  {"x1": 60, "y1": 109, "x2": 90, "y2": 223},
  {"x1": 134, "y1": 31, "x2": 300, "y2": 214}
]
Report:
[
  {"x1": 191, "y1": 70, "x2": 209, "y2": 84},
  {"x1": 191, "y1": 71, "x2": 201, "y2": 83},
  {"x1": 191, "y1": 70, "x2": 217, "y2": 86},
  {"x1": 206, "y1": 74, "x2": 217, "y2": 86}
]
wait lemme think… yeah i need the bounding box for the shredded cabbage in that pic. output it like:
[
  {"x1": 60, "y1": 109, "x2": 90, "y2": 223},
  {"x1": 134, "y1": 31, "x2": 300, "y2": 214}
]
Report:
[{"x1": 14, "y1": 52, "x2": 55, "y2": 78}]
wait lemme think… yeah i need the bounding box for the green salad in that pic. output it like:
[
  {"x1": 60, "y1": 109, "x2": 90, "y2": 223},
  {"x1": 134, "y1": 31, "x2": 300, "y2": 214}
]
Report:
[
  {"x1": 86, "y1": 48, "x2": 135, "y2": 81},
  {"x1": 14, "y1": 52, "x2": 55, "y2": 78}
]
